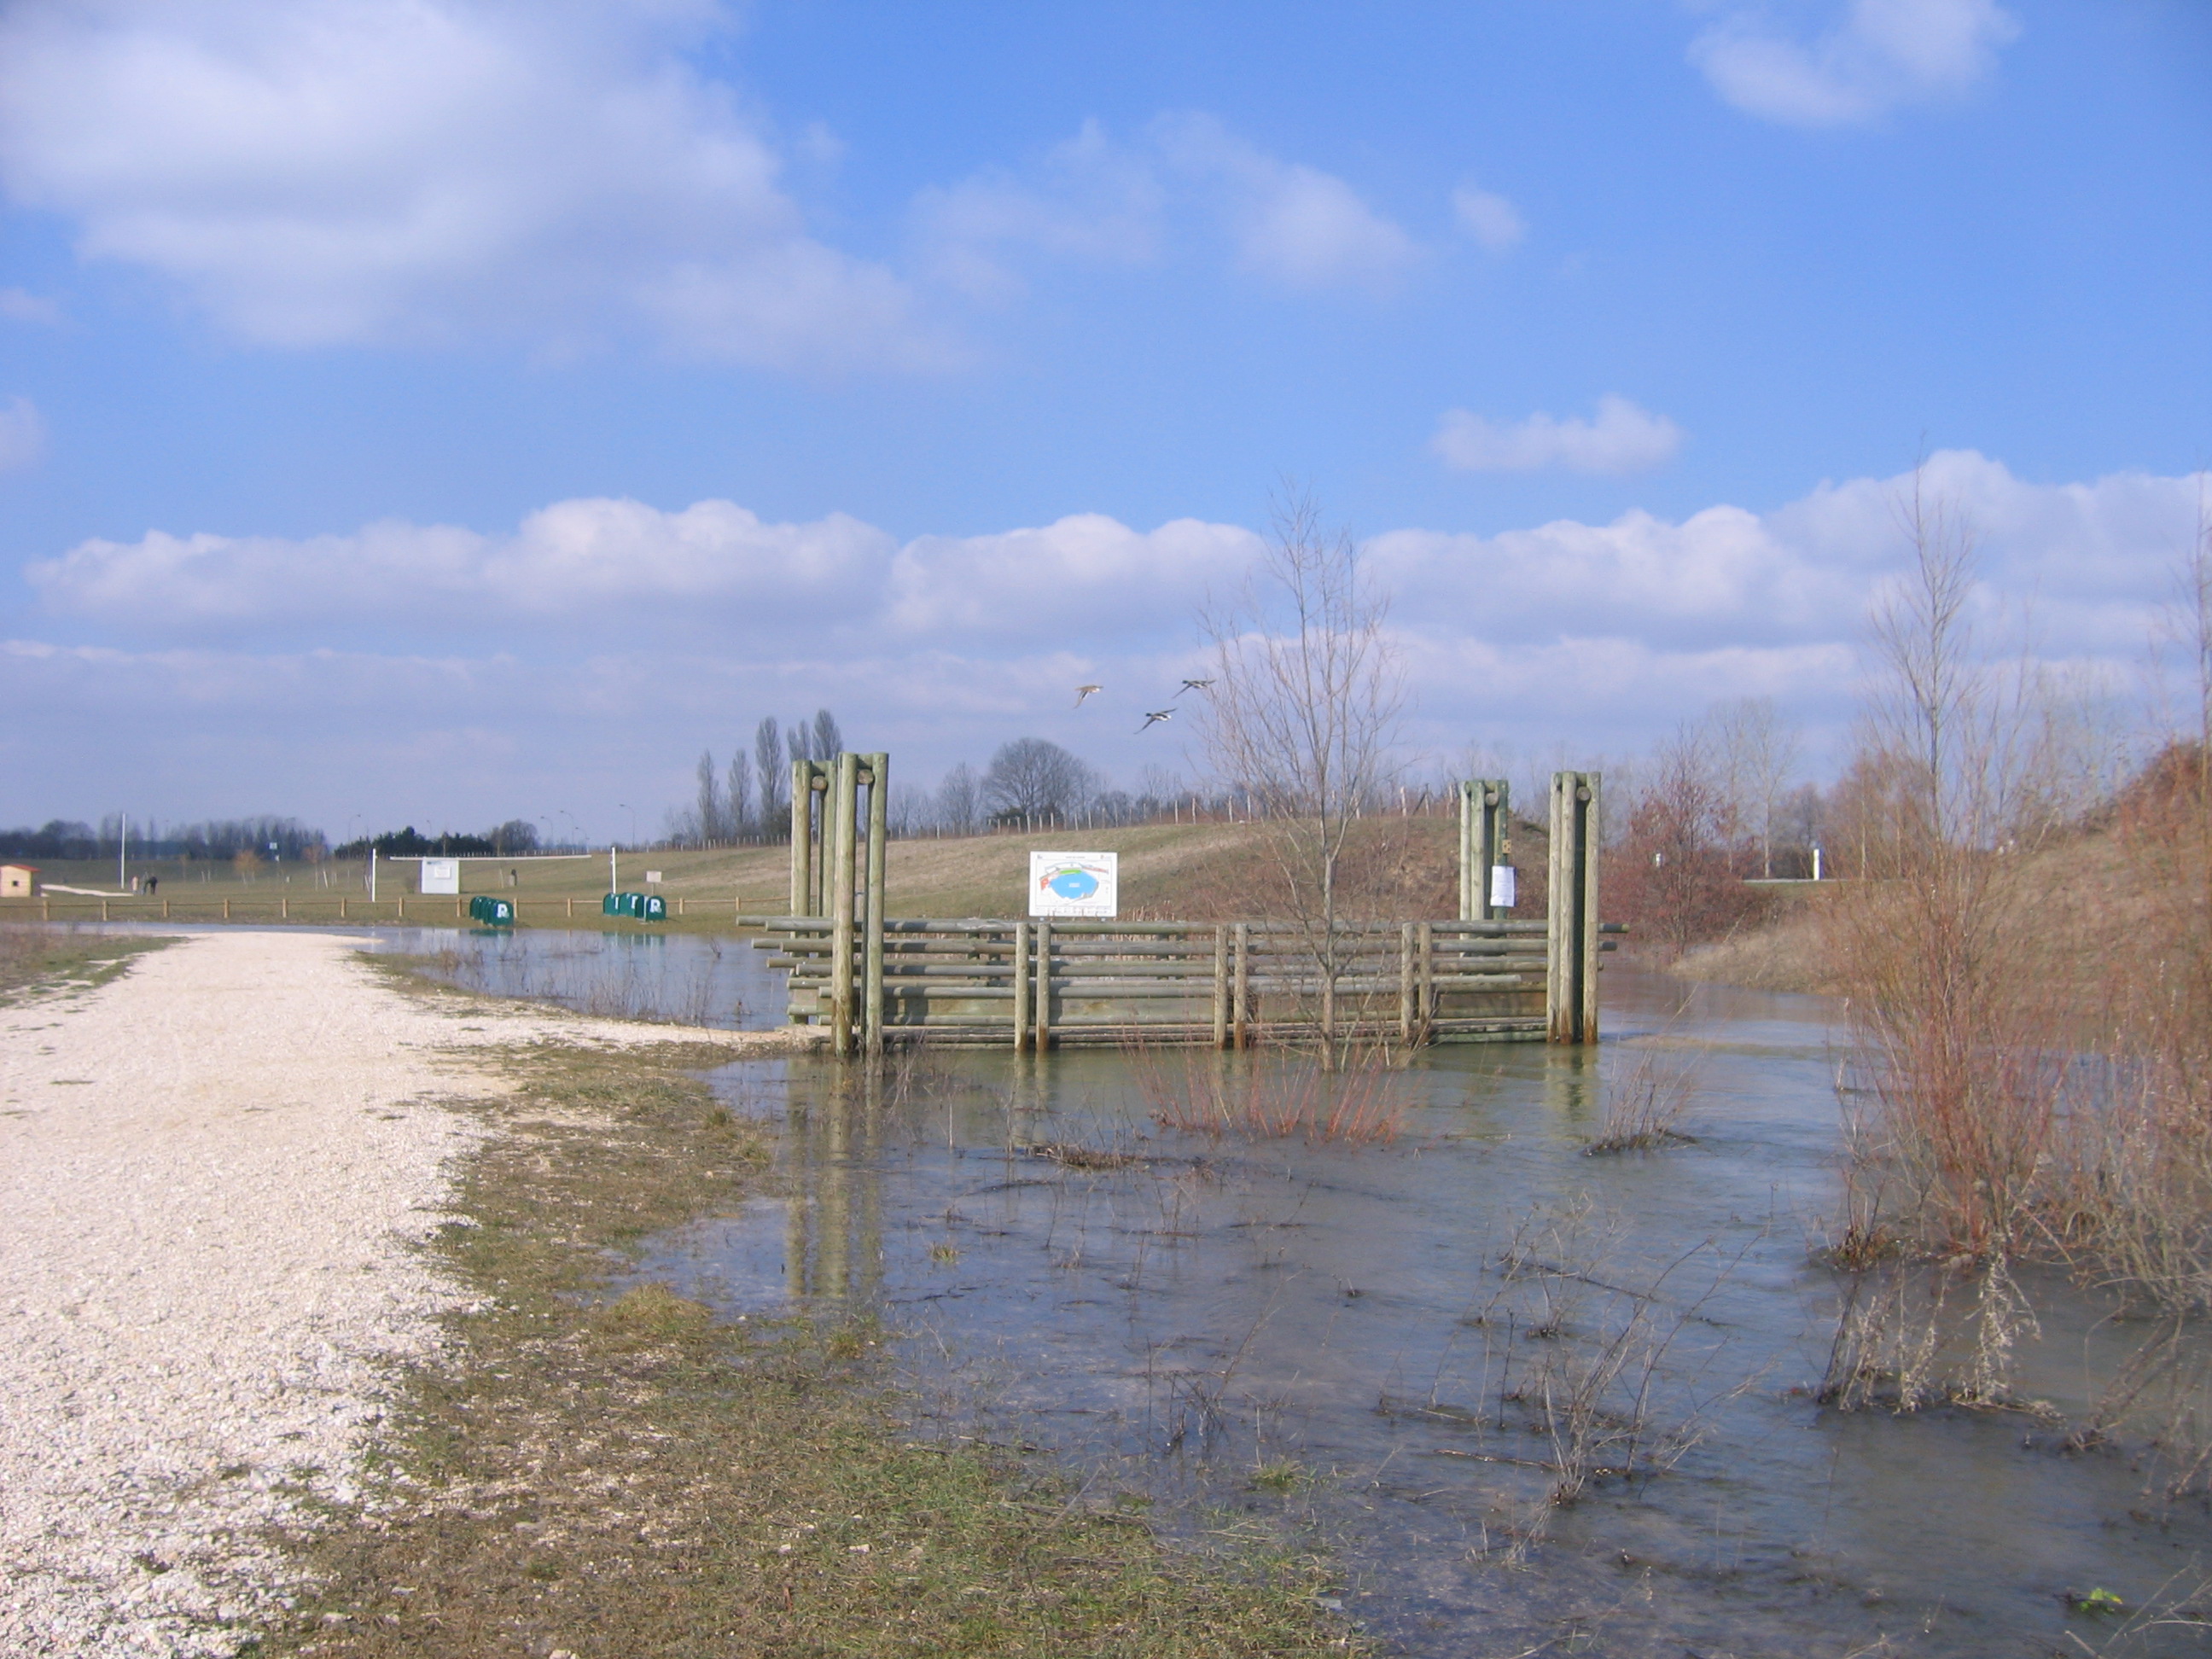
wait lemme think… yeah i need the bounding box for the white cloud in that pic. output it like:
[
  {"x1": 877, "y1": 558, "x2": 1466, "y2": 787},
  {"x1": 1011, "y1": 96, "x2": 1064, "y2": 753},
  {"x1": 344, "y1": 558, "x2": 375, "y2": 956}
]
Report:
[
  {"x1": 0, "y1": 395, "x2": 45, "y2": 470},
  {"x1": 0, "y1": 0, "x2": 938, "y2": 368},
  {"x1": 0, "y1": 288, "x2": 60, "y2": 323},
  {"x1": 1430, "y1": 395, "x2": 1684, "y2": 475},
  {"x1": 911, "y1": 120, "x2": 1165, "y2": 303},
  {"x1": 27, "y1": 498, "x2": 1255, "y2": 649},
  {"x1": 1152, "y1": 114, "x2": 1420, "y2": 293},
  {"x1": 914, "y1": 114, "x2": 1418, "y2": 300},
  {"x1": 1450, "y1": 183, "x2": 1525, "y2": 253},
  {"x1": 1691, "y1": 0, "x2": 2019, "y2": 128},
  {"x1": 15, "y1": 452, "x2": 2206, "y2": 829}
]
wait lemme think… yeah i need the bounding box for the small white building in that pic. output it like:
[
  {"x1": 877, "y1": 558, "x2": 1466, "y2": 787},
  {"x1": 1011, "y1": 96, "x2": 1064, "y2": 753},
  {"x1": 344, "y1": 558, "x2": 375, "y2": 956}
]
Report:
[{"x1": 1, "y1": 864, "x2": 37, "y2": 898}]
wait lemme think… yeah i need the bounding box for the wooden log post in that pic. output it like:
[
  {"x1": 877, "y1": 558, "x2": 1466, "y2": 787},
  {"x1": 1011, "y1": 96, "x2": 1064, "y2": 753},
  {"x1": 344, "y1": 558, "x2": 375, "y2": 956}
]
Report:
[
  {"x1": 1212, "y1": 924, "x2": 1230, "y2": 1049},
  {"x1": 1546, "y1": 771, "x2": 1602, "y2": 1044},
  {"x1": 789, "y1": 760, "x2": 816, "y2": 917},
  {"x1": 862, "y1": 753, "x2": 889, "y2": 1056},
  {"x1": 1233, "y1": 923, "x2": 1251, "y2": 1049},
  {"x1": 1459, "y1": 778, "x2": 1510, "y2": 921},
  {"x1": 1399, "y1": 923, "x2": 1416, "y2": 1042},
  {"x1": 1418, "y1": 920, "x2": 1435, "y2": 1041},
  {"x1": 829, "y1": 753, "x2": 861, "y2": 1057},
  {"x1": 1012, "y1": 922, "x2": 1030, "y2": 1051},
  {"x1": 1033, "y1": 919, "x2": 1053, "y2": 1051}
]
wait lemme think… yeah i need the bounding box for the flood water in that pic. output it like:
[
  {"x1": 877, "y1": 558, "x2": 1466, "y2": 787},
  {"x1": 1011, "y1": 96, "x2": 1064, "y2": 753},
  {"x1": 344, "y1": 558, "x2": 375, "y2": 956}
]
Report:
[
  {"x1": 363, "y1": 926, "x2": 788, "y2": 1030},
  {"x1": 377, "y1": 929, "x2": 2211, "y2": 1654}
]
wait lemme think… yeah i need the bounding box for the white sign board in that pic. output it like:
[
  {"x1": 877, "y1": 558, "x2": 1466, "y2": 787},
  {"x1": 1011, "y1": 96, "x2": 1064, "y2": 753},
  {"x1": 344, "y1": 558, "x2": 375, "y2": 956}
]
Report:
[
  {"x1": 419, "y1": 858, "x2": 460, "y2": 895},
  {"x1": 1029, "y1": 851, "x2": 1118, "y2": 918},
  {"x1": 1488, "y1": 864, "x2": 1517, "y2": 910}
]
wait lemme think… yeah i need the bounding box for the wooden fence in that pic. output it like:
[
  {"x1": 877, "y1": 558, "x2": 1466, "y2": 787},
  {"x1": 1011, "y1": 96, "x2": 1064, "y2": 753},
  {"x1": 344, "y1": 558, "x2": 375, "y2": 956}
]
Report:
[{"x1": 748, "y1": 915, "x2": 1622, "y2": 1050}]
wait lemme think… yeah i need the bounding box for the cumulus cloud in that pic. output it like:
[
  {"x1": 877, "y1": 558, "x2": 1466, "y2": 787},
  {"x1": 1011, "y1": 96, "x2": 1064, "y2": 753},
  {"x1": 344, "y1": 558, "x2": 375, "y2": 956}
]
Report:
[
  {"x1": 1430, "y1": 395, "x2": 1684, "y2": 475},
  {"x1": 914, "y1": 114, "x2": 1419, "y2": 300},
  {"x1": 0, "y1": 395, "x2": 45, "y2": 470},
  {"x1": 1153, "y1": 114, "x2": 1420, "y2": 293},
  {"x1": 911, "y1": 120, "x2": 1165, "y2": 302},
  {"x1": 0, "y1": 0, "x2": 940, "y2": 368},
  {"x1": 27, "y1": 498, "x2": 1257, "y2": 650},
  {"x1": 15, "y1": 452, "x2": 2205, "y2": 829},
  {"x1": 1691, "y1": 0, "x2": 2019, "y2": 128},
  {"x1": 1451, "y1": 183, "x2": 1525, "y2": 253}
]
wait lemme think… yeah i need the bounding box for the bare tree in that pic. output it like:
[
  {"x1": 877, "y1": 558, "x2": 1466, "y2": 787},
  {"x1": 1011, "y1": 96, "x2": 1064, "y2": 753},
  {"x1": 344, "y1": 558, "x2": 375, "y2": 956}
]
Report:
[
  {"x1": 1870, "y1": 467, "x2": 1982, "y2": 846},
  {"x1": 726, "y1": 748, "x2": 753, "y2": 839},
  {"x1": 695, "y1": 749, "x2": 727, "y2": 846},
  {"x1": 813, "y1": 707, "x2": 844, "y2": 760},
  {"x1": 981, "y1": 738, "x2": 1089, "y2": 825},
  {"x1": 1709, "y1": 696, "x2": 1803, "y2": 877},
  {"x1": 936, "y1": 762, "x2": 981, "y2": 835},
  {"x1": 1199, "y1": 486, "x2": 1404, "y2": 1045},
  {"x1": 754, "y1": 717, "x2": 788, "y2": 835}
]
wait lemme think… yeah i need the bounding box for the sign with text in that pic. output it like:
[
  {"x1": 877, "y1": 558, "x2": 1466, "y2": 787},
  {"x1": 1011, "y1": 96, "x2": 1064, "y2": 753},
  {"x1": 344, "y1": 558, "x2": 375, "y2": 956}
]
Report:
[
  {"x1": 420, "y1": 858, "x2": 460, "y2": 895},
  {"x1": 1028, "y1": 851, "x2": 1118, "y2": 918}
]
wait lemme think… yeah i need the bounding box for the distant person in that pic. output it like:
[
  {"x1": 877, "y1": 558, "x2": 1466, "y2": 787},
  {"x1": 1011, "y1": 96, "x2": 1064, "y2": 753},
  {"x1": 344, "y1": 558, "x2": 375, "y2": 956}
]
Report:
[{"x1": 145, "y1": 876, "x2": 158, "y2": 897}]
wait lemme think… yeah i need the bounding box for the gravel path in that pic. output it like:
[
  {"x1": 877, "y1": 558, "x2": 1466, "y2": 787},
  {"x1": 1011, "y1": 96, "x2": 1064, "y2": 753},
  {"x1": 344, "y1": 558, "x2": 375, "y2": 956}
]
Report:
[{"x1": 0, "y1": 929, "x2": 807, "y2": 1656}]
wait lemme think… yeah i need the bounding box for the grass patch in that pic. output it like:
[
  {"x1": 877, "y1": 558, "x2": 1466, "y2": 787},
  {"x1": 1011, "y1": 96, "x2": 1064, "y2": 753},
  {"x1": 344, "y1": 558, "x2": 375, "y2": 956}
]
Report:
[
  {"x1": 0, "y1": 925, "x2": 175, "y2": 1005},
  {"x1": 259, "y1": 1037, "x2": 1356, "y2": 1656}
]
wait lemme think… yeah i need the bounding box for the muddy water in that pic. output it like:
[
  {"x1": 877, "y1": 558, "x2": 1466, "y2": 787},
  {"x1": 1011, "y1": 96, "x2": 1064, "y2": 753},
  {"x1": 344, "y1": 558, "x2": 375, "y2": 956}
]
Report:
[{"x1": 626, "y1": 969, "x2": 2212, "y2": 1658}]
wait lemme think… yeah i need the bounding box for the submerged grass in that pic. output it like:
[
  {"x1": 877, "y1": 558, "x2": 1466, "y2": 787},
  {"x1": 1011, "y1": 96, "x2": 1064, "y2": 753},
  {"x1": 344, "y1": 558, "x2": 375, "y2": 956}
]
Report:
[{"x1": 259, "y1": 1033, "x2": 1357, "y2": 1657}]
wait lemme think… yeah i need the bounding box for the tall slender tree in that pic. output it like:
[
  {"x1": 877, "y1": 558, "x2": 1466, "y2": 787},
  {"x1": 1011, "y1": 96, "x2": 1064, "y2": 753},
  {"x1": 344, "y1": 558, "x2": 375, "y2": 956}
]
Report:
[
  {"x1": 754, "y1": 717, "x2": 788, "y2": 835},
  {"x1": 695, "y1": 749, "x2": 726, "y2": 846},
  {"x1": 726, "y1": 748, "x2": 753, "y2": 839}
]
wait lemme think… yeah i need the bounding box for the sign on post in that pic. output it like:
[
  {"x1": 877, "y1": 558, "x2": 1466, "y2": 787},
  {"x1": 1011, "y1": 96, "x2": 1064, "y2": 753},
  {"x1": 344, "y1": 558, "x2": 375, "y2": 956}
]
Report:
[
  {"x1": 1029, "y1": 851, "x2": 1118, "y2": 918},
  {"x1": 420, "y1": 859, "x2": 460, "y2": 895}
]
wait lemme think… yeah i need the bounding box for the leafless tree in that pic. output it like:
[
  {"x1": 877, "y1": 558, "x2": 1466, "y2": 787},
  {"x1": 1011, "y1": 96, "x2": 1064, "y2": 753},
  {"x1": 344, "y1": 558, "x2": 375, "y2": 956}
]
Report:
[
  {"x1": 813, "y1": 707, "x2": 844, "y2": 761},
  {"x1": 754, "y1": 717, "x2": 788, "y2": 835},
  {"x1": 936, "y1": 763, "x2": 981, "y2": 835},
  {"x1": 982, "y1": 737, "x2": 1090, "y2": 824},
  {"x1": 1709, "y1": 696, "x2": 1803, "y2": 877},
  {"x1": 1869, "y1": 466, "x2": 1982, "y2": 847},
  {"x1": 694, "y1": 749, "x2": 727, "y2": 846},
  {"x1": 726, "y1": 748, "x2": 753, "y2": 838},
  {"x1": 1198, "y1": 486, "x2": 1404, "y2": 1045}
]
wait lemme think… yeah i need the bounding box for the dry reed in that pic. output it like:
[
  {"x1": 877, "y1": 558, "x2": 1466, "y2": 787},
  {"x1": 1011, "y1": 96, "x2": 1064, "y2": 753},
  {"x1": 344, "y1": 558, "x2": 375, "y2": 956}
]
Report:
[{"x1": 1124, "y1": 1042, "x2": 1410, "y2": 1146}]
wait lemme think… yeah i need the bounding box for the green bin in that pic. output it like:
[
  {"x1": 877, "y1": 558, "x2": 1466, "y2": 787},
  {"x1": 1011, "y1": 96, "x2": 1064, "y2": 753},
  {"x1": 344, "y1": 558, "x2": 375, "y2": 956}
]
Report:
[
  {"x1": 602, "y1": 892, "x2": 624, "y2": 917},
  {"x1": 641, "y1": 894, "x2": 667, "y2": 923}
]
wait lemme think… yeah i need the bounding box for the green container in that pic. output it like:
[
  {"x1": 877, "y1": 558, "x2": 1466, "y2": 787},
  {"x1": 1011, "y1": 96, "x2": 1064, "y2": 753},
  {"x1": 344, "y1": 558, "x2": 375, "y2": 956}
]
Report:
[
  {"x1": 641, "y1": 894, "x2": 667, "y2": 923},
  {"x1": 483, "y1": 897, "x2": 515, "y2": 926},
  {"x1": 602, "y1": 892, "x2": 624, "y2": 917}
]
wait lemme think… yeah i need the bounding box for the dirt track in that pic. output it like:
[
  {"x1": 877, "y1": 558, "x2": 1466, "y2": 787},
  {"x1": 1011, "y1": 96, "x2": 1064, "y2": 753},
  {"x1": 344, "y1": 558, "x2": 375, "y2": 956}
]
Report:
[{"x1": 0, "y1": 928, "x2": 808, "y2": 1656}]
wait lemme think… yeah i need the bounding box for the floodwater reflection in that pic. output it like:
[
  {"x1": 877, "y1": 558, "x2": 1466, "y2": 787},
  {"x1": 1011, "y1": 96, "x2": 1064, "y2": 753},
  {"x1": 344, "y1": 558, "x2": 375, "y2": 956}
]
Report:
[{"x1": 637, "y1": 971, "x2": 2212, "y2": 1657}]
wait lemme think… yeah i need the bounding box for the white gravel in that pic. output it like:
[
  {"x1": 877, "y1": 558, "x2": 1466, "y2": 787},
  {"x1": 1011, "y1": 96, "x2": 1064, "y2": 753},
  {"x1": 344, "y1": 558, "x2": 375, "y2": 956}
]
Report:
[{"x1": 0, "y1": 928, "x2": 806, "y2": 1657}]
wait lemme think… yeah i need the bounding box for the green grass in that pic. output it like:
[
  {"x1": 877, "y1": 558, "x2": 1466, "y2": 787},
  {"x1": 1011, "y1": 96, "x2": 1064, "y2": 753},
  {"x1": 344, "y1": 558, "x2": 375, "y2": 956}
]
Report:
[
  {"x1": 0, "y1": 926, "x2": 174, "y2": 1005},
  {"x1": 256, "y1": 1026, "x2": 1359, "y2": 1657}
]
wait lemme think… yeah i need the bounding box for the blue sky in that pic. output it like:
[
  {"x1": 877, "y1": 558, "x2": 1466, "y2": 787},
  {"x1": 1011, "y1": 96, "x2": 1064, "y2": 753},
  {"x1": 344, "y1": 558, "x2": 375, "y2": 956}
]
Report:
[{"x1": 2, "y1": 0, "x2": 2208, "y2": 841}]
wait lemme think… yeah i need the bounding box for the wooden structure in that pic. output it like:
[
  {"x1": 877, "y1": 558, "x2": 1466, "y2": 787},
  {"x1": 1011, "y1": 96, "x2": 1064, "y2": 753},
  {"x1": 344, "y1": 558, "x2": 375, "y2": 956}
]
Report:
[
  {"x1": 749, "y1": 759, "x2": 1614, "y2": 1053},
  {"x1": 784, "y1": 751, "x2": 891, "y2": 1057}
]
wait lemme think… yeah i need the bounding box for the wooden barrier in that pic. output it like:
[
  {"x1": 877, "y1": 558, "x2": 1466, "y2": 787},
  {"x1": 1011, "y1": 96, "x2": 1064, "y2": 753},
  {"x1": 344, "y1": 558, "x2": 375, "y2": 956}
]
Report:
[
  {"x1": 745, "y1": 914, "x2": 1621, "y2": 1050},
  {"x1": 741, "y1": 763, "x2": 1618, "y2": 1053}
]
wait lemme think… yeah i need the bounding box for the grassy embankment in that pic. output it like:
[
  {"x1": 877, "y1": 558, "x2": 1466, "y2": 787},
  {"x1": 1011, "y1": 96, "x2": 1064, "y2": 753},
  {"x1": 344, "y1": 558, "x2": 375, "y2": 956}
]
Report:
[
  {"x1": 5, "y1": 816, "x2": 1466, "y2": 934},
  {"x1": 0, "y1": 925, "x2": 174, "y2": 1004},
  {"x1": 259, "y1": 968, "x2": 1357, "y2": 1657}
]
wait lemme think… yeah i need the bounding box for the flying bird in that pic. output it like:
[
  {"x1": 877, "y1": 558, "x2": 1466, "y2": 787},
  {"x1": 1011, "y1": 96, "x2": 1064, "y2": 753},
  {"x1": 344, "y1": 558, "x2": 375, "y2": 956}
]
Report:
[
  {"x1": 1173, "y1": 678, "x2": 1214, "y2": 698},
  {"x1": 1073, "y1": 684, "x2": 1103, "y2": 707},
  {"x1": 1136, "y1": 709, "x2": 1175, "y2": 733}
]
